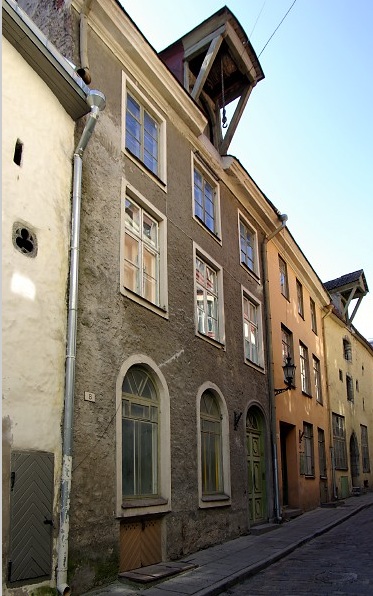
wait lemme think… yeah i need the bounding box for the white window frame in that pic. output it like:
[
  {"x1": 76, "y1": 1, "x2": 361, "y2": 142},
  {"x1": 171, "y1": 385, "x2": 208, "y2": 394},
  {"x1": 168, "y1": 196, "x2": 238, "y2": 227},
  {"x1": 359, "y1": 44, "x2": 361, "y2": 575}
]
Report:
[
  {"x1": 196, "y1": 382, "x2": 231, "y2": 508},
  {"x1": 120, "y1": 181, "x2": 168, "y2": 317},
  {"x1": 122, "y1": 73, "x2": 167, "y2": 187},
  {"x1": 238, "y1": 212, "x2": 259, "y2": 279},
  {"x1": 242, "y1": 287, "x2": 265, "y2": 370},
  {"x1": 194, "y1": 243, "x2": 225, "y2": 346},
  {"x1": 310, "y1": 298, "x2": 317, "y2": 334},
  {"x1": 192, "y1": 155, "x2": 221, "y2": 240},
  {"x1": 116, "y1": 355, "x2": 171, "y2": 518}
]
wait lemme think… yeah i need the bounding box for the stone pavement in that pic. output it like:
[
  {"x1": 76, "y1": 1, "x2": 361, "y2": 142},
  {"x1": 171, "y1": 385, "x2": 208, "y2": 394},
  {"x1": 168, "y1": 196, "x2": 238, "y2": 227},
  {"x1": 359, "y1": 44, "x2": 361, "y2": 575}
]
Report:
[{"x1": 84, "y1": 492, "x2": 373, "y2": 596}]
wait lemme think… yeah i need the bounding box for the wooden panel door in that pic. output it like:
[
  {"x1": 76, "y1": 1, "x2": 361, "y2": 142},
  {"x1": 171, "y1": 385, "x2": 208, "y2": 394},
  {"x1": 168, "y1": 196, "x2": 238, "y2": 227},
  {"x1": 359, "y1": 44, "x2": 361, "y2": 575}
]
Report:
[{"x1": 9, "y1": 451, "x2": 54, "y2": 583}]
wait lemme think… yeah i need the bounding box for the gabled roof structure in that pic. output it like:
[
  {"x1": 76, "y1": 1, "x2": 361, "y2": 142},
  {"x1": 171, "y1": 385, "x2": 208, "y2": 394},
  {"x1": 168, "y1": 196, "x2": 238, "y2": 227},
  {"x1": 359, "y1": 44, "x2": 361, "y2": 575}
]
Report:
[
  {"x1": 324, "y1": 269, "x2": 369, "y2": 325},
  {"x1": 159, "y1": 6, "x2": 264, "y2": 155}
]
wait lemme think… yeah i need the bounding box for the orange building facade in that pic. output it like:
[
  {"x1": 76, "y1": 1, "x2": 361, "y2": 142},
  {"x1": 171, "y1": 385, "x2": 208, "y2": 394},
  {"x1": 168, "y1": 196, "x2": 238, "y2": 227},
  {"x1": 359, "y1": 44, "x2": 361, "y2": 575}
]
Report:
[{"x1": 266, "y1": 231, "x2": 332, "y2": 513}]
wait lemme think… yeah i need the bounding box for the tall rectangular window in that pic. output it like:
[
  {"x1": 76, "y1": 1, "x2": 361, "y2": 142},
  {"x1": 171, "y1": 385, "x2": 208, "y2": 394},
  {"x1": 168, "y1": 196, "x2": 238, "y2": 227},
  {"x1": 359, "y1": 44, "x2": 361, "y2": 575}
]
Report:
[
  {"x1": 200, "y1": 392, "x2": 223, "y2": 495},
  {"x1": 332, "y1": 413, "x2": 347, "y2": 470},
  {"x1": 296, "y1": 279, "x2": 304, "y2": 318},
  {"x1": 299, "y1": 342, "x2": 310, "y2": 394},
  {"x1": 193, "y1": 161, "x2": 220, "y2": 237},
  {"x1": 126, "y1": 93, "x2": 159, "y2": 176},
  {"x1": 361, "y1": 425, "x2": 370, "y2": 473},
  {"x1": 303, "y1": 423, "x2": 314, "y2": 476},
  {"x1": 346, "y1": 374, "x2": 354, "y2": 402},
  {"x1": 279, "y1": 256, "x2": 289, "y2": 299},
  {"x1": 343, "y1": 338, "x2": 352, "y2": 361},
  {"x1": 124, "y1": 197, "x2": 160, "y2": 305},
  {"x1": 313, "y1": 355, "x2": 322, "y2": 403},
  {"x1": 239, "y1": 217, "x2": 258, "y2": 275},
  {"x1": 281, "y1": 326, "x2": 293, "y2": 365},
  {"x1": 121, "y1": 185, "x2": 168, "y2": 314},
  {"x1": 243, "y1": 295, "x2": 263, "y2": 367},
  {"x1": 310, "y1": 298, "x2": 317, "y2": 334},
  {"x1": 318, "y1": 428, "x2": 327, "y2": 477},
  {"x1": 195, "y1": 250, "x2": 224, "y2": 343}
]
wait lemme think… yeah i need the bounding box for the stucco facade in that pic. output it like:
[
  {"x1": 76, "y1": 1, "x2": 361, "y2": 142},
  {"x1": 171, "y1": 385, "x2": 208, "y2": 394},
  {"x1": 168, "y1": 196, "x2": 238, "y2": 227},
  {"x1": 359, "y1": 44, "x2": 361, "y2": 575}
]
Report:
[
  {"x1": 2, "y1": 2, "x2": 91, "y2": 592},
  {"x1": 266, "y1": 232, "x2": 332, "y2": 512},
  {"x1": 324, "y1": 313, "x2": 373, "y2": 498}
]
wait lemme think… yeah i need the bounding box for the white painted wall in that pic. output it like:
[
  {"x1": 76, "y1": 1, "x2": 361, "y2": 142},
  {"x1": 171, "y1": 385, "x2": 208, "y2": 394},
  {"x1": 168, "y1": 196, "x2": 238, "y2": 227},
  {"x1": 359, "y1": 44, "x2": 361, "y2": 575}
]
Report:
[{"x1": 2, "y1": 37, "x2": 75, "y2": 591}]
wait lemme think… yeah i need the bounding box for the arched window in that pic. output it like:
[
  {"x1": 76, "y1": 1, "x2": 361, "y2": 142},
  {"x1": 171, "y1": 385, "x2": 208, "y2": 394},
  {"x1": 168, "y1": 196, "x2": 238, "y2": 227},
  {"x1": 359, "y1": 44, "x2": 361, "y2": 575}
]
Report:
[
  {"x1": 122, "y1": 366, "x2": 158, "y2": 498},
  {"x1": 200, "y1": 391, "x2": 223, "y2": 495}
]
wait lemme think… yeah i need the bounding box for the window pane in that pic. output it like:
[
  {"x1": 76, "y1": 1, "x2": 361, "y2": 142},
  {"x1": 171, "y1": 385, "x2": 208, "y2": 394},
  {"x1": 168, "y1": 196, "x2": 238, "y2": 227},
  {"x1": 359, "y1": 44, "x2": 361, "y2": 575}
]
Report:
[
  {"x1": 143, "y1": 213, "x2": 158, "y2": 247},
  {"x1": 124, "y1": 235, "x2": 140, "y2": 293},
  {"x1": 138, "y1": 420, "x2": 157, "y2": 495},
  {"x1": 122, "y1": 418, "x2": 135, "y2": 497},
  {"x1": 125, "y1": 199, "x2": 140, "y2": 233}
]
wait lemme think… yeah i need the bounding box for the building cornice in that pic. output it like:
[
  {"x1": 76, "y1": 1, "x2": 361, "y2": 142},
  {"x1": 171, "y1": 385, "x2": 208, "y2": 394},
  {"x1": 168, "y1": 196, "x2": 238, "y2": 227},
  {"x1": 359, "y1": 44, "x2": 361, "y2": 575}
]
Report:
[{"x1": 72, "y1": 0, "x2": 207, "y2": 139}]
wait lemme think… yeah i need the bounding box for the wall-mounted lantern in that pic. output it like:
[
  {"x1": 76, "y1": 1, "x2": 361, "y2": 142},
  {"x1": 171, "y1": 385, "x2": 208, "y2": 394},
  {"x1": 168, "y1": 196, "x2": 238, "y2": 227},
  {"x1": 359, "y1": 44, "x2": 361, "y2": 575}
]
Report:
[{"x1": 274, "y1": 355, "x2": 296, "y2": 396}]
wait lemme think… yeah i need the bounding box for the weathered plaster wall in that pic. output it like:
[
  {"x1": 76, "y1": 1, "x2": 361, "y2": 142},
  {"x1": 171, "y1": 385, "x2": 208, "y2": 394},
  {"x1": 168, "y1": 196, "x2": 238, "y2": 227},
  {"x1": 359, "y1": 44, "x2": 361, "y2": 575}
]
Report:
[
  {"x1": 2, "y1": 38, "x2": 74, "y2": 594},
  {"x1": 324, "y1": 315, "x2": 373, "y2": 494},
  {"x1": 62, "y1": 18, "x2": 272, "y2": 593}
]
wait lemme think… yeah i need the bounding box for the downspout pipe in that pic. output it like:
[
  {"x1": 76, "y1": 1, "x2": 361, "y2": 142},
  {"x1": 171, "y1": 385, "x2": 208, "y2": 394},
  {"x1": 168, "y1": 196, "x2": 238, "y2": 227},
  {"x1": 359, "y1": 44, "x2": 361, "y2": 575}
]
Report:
[
  {"x1": 57, "y1": 89, "x2": 106, "y2": 596},
  {"x1": 262, "y1": 213, "x2": 288, "y2": 523}
]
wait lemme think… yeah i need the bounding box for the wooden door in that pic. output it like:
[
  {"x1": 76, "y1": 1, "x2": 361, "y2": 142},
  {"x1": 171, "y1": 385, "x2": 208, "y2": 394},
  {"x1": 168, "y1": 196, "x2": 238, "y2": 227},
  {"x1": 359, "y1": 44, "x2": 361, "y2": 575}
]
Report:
[{"x1": 246, "y1": 408, "x2": 266, "y2": 524}]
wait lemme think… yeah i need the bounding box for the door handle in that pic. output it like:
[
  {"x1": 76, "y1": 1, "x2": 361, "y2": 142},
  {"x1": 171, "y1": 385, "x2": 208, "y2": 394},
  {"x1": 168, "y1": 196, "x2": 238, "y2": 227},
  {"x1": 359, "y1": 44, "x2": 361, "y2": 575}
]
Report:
[{"x1": 43, "y1": 518, "x2": 54, "y2": 527}]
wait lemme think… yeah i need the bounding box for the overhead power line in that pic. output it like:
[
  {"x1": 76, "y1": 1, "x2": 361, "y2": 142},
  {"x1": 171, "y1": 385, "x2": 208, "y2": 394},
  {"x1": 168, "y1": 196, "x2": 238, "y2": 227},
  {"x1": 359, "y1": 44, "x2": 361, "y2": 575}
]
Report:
[{"x1": 258, "y1": 0, "x2": 298, "y2": 58}]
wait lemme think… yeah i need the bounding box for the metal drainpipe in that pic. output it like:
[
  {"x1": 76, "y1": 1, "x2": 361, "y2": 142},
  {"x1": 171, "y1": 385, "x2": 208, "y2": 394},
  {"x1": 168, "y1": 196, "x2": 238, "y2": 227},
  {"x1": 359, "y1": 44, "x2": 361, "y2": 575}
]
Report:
[
  {"x1": 261, "y1": 213, "x2": 288, "y2": 523},
  {"x1": 57, "y1": 89, "x2": 106, "y2": 596}
]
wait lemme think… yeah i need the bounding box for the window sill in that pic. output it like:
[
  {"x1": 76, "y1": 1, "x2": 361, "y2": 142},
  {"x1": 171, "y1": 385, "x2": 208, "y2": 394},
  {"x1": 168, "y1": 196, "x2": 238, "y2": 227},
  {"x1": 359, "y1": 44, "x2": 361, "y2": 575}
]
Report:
[
  {"x1": 244, "y1": 359, "x2": 265, "y2": 374},
  {"x1": 200, "y1": 493, "x2": 231, "y2": 508},
  {"x1": 302, "y1": 391, "x2": 312, "y2": 398},
  {"x1": 304, "y1": 475, "x2": 315, "y2": 479},
  {"x1": 240, "y1": 262, "x2": 260, "y2": 284},
  {"x1": 193, "y1": 215, "x2": 222, "y2": 245},
  {"x1": 124, "y1": 148, "x2": 167, "y2": 191},
  {"x1": 122, "y1": 497, "x2": 168, "y2": 509},
  {"x1": 196, "y1": 330, "x2": 225, "y2": 350},
  {"x1": 121, "y1": 287, "x2": 169, "y2": 319}
]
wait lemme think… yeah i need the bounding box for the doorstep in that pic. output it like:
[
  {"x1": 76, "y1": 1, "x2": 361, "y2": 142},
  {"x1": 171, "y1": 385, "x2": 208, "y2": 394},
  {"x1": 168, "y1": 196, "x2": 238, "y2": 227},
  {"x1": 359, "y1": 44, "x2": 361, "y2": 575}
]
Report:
[{"x1": 118, "y1": 561, "x2": 197, "y2": 585}]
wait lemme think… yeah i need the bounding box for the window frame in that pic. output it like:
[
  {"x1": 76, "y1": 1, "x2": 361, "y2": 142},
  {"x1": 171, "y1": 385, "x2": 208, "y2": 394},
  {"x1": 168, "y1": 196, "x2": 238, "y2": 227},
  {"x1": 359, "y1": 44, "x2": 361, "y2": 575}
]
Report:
[
  {"x1": 116, "y1": 355, "x2": 171, "y2": 518},
  {"x1": 332, "y1": 413, "x2": 348, "y2": 470},
  {"x1": 120, "y1": 182, "x2": 168, "y2": 317},
  {"x1": 196, "y1": 383, "x2": 231, "y2": 508},
  {"x1": 122, "y1": 73, "x2": 167, "y2": 187},
  {"x1": 238, "y1": 212, "x2": 259, "y2": 278},
  {"x1": 192, "y1": 155, "x2": 221, "y2": 240},
  {"x1": 343, "y1": 338, "x2": 352, "y2": 361},
  {"x1": 318, "y1": 427, "x2": 327, "y2": 478},
  {"x1": 312, "y1": 355, "x2": 323, "y2": 404},
  {"x1": 310, "y1": 298, "x2": 317, "y2": 334},
  {"x1": 281, "y1": 325, "x2": 294, "y2": 366},
  {"x1": 299, "y1": 341, "x2": 311, "y2": 395},
  {"x1": 302, "y1": 423, "x2": 315, "y2": 477},
  {"x1": 194, "y1": 243, "x2": 225, "y2": 346},
  {"x1": 296, "y1": 279, "x2": 304, "y2": 318},
  {"x1": 279, "y1": 256, "x2": 289, "y2": 299},
  {"x1": 242, "y1": 287, "x2": 264, "y2": 370},
  {"x1": 361, "y1": 425, "x2": 370, "y2": 473},
  {"x1": 346, "y1": 373, "x2": 354, "y2": 402}
]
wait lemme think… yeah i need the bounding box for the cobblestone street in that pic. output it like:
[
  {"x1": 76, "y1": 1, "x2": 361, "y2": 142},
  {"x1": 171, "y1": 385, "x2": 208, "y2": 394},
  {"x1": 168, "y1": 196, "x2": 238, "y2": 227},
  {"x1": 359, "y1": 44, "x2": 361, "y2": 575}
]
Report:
[{"x1": 221, "y1": 506, "x2": 373, "y2": 595}]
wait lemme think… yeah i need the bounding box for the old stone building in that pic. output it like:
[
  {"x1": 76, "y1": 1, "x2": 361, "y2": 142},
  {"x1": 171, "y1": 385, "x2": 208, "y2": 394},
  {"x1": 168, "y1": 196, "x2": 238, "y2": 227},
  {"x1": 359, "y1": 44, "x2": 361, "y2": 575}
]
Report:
[{"x1": 9, "y1": 0, "x2": 288, "y2": 592}]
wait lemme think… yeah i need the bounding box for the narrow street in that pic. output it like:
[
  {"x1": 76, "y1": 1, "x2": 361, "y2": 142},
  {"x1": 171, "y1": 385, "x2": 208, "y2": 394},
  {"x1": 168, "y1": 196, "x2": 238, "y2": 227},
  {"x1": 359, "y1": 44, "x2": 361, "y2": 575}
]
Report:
[{"x1": 221, "y1": 506, "x2": 373, "y2": 595}]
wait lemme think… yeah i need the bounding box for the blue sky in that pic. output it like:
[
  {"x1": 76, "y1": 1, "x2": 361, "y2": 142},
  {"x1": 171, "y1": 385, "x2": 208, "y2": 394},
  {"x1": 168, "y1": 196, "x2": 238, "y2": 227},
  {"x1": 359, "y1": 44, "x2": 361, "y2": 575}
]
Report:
[{"x1": 122, "y1": 0, "x2": 373, "y2": 340}]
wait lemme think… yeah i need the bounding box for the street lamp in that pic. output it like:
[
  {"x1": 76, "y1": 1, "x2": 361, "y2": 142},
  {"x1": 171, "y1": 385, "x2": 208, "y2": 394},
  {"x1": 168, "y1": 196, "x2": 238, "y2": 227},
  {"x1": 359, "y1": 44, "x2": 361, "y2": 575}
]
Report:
[{"x1": 274, "y1": 355, "x2": 296, "y2": 396}]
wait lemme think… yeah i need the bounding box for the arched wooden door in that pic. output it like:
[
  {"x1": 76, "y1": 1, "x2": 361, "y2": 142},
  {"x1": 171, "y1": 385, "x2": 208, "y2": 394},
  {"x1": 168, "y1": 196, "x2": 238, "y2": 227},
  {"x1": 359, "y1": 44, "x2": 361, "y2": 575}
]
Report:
[{"x1": 246, "y1": 407, "x2": 267, "y2": 524}]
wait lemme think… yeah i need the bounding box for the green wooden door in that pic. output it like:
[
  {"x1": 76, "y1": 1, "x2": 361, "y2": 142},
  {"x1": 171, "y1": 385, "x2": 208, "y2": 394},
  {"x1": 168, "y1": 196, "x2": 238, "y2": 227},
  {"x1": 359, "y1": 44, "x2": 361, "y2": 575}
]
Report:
[{"x1": 246, "y1": 408, "x2": 266, "y2": 524}]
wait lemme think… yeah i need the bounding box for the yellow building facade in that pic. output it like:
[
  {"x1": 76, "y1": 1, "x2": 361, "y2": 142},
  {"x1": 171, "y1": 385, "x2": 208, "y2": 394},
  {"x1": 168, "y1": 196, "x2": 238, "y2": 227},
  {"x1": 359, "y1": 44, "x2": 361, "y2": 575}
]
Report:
[{"x1": 323, "y1": 272, "x2": 373, "y2": 498}]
